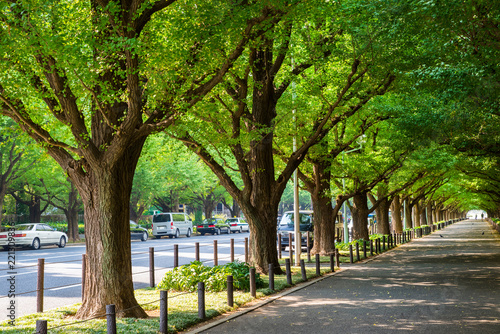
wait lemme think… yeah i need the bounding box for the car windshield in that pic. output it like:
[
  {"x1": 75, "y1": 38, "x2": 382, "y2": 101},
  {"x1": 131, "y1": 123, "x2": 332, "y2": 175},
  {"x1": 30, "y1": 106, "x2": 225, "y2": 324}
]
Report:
[
  {"x1": 279, "y1": 213, "x2": 312, "y2": 227},
  {"x1": 203, "y1": 218, "x2": 218, "y2": 224},
  {"x1": 15, "y1": 225, "x2": 34, "y2": 231},
  {"x1": 226, "y1": 218, "x2": 238, "y2": 223}
]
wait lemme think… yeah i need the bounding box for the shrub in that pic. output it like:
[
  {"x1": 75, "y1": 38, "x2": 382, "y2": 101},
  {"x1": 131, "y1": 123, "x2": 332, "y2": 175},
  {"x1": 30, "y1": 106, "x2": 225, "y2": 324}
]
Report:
[{"x1": 157, "y1": 260, "x2": 263, "y2": 292}]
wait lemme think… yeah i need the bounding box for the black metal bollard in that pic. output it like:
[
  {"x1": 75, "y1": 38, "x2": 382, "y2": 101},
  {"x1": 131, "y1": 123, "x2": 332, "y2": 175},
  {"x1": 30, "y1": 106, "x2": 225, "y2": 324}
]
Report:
[
  {"x1": 37, "y1": 258, "x2": 44, "y2": 313},
  {"x1": 36, "y1": 320, "x2": 47, "y2": 334},
  {"x1": 198, "y1": 282, "x2": 205, "y2": 320},
  {"x1": 82, "y1": 254, "x2": 86, "y2": 301},
  {"x1": 300, "y1": 259, "x2": 307, "y2": 281},
  {"x1": 356, "y1": 243, "x2": 360, "y2": 261},
  {"x1": 349, "y1": 244, "x2": 353, "y2": 263},
  {"x1": 174, "y1": 244, "x2": 179, "y2": 268},
  {"x1": 335, "y1": 249, "x2": 340, "y2": 268},
  {"x1": 230, "y1": 239, "x2": 234, "y2": 262},
  {"x1": 288, "y1": 232, "x2": 294, "y2": 265},
  {"x1": 214, "y1": 240, "x2": 218, "y2": 266},
  {"x1": 370, "y1": 240, "x2": 374, "y2": 256},
  {"x1": 269, "y1": 264, "x2": 275, "y2": 291},
  {"x1": 106, "y1": 304, "x2": 116, "y2": 334},
  {"x1": 330, "y1": 253, "x2": 335, "y2": 272},
  {"x1": 195, "y1": 242, "x2": 200, "y2": 262},
  {"x1": 160, "y1": 290, "x2": 168, "y2": 333},
  {"x1": 315, "y1": 254, "x2": 320, "y2": 276},
  {"x1": 227, "y1": 275, "x2": 234, "y2": 307},
  {"x1": 285, "y1": 258, "x2": 292, "y2": 285},
  {"x1": 383, "y1": 236, "x2": 386, "y2": 250},
  {"x1": 363, "y1": 240, "x2": 367, "y2": 258},
  {"x1": 250, "y1": 268, "x2": 256, "y2": 298}
]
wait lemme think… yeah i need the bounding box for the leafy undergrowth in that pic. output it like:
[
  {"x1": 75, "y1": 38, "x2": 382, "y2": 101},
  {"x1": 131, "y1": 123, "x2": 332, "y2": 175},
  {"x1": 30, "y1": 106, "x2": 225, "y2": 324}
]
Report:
[{"x1": 0, "y1": 266, "x2": 332, "y2": 333}]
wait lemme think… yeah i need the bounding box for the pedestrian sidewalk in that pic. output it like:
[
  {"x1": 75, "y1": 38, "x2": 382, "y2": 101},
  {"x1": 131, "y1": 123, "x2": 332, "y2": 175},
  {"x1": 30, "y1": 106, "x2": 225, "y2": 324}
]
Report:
[{"x1": 185, "y1": 219, "x2": 500, "y2": 334}]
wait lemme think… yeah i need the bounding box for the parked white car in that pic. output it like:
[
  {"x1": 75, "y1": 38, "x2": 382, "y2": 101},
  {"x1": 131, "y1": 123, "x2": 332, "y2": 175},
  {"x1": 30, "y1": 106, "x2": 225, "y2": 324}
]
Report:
[
  {"x1": 0, "y1": 223, "x2": 68, "y2": 250},
  {"x1": 152, "y1": 212, "x2": 193, "y2": 238},
  {"x1": 226, "y1": 217, "x2": 249, "y2": 233}
]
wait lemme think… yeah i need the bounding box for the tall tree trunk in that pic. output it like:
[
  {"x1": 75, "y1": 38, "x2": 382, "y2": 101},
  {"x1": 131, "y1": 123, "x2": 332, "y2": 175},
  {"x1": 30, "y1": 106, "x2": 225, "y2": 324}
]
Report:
[
  {"x1": 426, "y1": 202, "x2": 433, "y2": 225},
  {"x1": 0, "y1": 189, "x2": 5, "y2": 224},
  {"x1": 310, "y1": 187, "x2": 336, "y2": 256},
  {"x1": 72, "y1": 144, "x2": 147, "y2": 319},
  {"x1": 391, "y1": 195, "x2": 403, "y2": 233},
  {"x1": 65, "y1": 182, "x2": 80, "y2": 242},
  {"x1": 351, "y1": 192, "x2": 370, "y2": 240},
  {"x1": 375, "y1": 198, "x2": 391, "y2": 235},
  {"x1": 419, "y1": 200, "x2": 427, "y2": 226},
  {"x1": 414, "y1": 201, "x2": 422, "y2": 228},
  {"x1": 404, "y1": 198, "x2": 413, "y2": 229}
]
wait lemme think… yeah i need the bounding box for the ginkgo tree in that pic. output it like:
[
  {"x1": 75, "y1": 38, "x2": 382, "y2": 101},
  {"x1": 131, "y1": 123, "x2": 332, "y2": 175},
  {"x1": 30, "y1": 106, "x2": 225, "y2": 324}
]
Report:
[{"x1": 0, "y1": 0, "x2": 278, "y2": 319}]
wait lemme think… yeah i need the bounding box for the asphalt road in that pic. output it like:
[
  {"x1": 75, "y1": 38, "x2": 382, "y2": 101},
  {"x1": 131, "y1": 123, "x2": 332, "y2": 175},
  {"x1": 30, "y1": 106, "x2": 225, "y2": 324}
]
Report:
[
  {"x1": 194, "y1": 219, "x2": 500, "y2": 334},
  {"x1": 0, "y1": 231, "x2": 250, "y2": 321}
]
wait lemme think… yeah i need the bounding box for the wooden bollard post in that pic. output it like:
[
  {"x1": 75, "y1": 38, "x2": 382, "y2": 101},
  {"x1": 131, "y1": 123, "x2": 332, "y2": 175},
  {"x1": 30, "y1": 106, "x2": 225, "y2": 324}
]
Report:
[
  {"x1": 174, "y1": 244, "x2": 179, "y2": 268},
  {"x1": 227, "y1": 275, "x2": 234, "y2": 307},
  {"x1": 315, "y1": 254, "x2": 320, "y2": 276},
  {"x1": 349, "y1": 244, "x2": 353, "y2": 263},
  {"x1": 37, "y1": 258, "x2": 44, "y2": 313},
  {"x1": 82, "y1": 254, "x2": 86, "y2": 301},
  {"x1": 335, "y1": 249, "x2": 340, "y2": 268},
  {"x1": 288, "y1": 232, "x2": 293, "y2": 265},
  {"x1": 244, "y1": 238, "x2": 249, "y2": 263},
  {"x1": 300, "y1": 259, "x2": 307, "y2": 281},
  {"x1": 278, "y1": 233, "x2": 282, "y2": 259},
  {"x1": 250, "y1": 268, "x2": 256, "y2": 298},
  {"x1": 214, "y1": 240, "x2": 218, "y2": 266},
  {"x1": 285, "y1": 258, "x2": 292, "y2": 285},
  {"x1": 363, "y1": 240, "x2": 367, "y2": 258},
  {"x1": 383, "y1": 236, "x2": 386, "y2": 250},
  {"x1": 370, "y1": 240, "x2": 374, "y2": 256},
  {"x1": 198, "y1": 282, "x2": 205, "y2": 320},
  {"x1": 230, "y1": 238, "x2": 234, "y2": 262},
  {"x1": 195, "y1": 242, "x2": 200, "y2": 262},
  {"x1": 160, "y1": 290, "x2": 168, "y2": 334},
  {"x1": 330, "y1": 253, "x2": 335, "y2": 272},
  {"x1": 106, "y1": 304, "x2": 116, "y2": 334},
  {"x1": 307, "y1": 232, "x2": 311, "y2": 262},
  {"x1": 269, "y1": 264, "x2": 275, "y2": 291},
  {"x1": 356, "y1": 243, "x2": 360, "y2": 261},
  {"x1": 36, "y1": 320, "x2": 47, "y2": 334},
  {"x1": 149, "y1": 247, "x2": 155, "y2": 288}
]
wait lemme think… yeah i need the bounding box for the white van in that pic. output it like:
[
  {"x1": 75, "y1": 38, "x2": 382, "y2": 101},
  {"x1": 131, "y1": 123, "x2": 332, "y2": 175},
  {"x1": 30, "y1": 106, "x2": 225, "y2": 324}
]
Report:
[{"x1": 152, "y1": 212, "x2": 193, "y2": 239}]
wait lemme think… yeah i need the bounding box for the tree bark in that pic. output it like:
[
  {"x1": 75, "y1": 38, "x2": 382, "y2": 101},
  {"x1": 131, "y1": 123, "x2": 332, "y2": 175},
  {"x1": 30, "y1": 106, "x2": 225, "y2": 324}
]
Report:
[
  {"x1": 375, "y1": 197, "x2": 391, "y2": 235},
  {"x1": 404, "y1": 198, "x2": 413, "y2": 229},
  {"x1": 72, "y1": 141, "x2": 147, "y2": 319},
  {"x1": 351, "y1": 192, "x2": 370, "y2": 240},
  {"x1": 391, "y1": 195, "x2": 403, "y2": 233}
]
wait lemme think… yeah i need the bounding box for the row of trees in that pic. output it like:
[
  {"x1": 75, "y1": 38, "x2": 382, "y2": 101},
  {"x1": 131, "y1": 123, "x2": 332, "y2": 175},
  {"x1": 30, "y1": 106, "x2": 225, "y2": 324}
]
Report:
[{"x1": 1, "y1": 0, "x2": 498, "y2": 320}]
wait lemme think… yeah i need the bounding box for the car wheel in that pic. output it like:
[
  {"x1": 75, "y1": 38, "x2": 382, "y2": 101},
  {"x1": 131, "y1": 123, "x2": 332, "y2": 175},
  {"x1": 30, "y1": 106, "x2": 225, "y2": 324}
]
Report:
[
  {"x1": 186, "y1": 229, "x2": 192, "y2": 238},
  {"x1": 141, "y1": 232, "x2": 148, "y2": 242},
  {"x1": 174, "y1": 229, "x2": 180, "y2": 238},
  {"x1": 215, "y1": 228, "x2": 220, "y2": 235},
  {"x1": 32, "y1": 238, "x2": 41, "y2": 250},
  {"x1": 58, "y1": 236, "x2": 66, "y2": 248}
]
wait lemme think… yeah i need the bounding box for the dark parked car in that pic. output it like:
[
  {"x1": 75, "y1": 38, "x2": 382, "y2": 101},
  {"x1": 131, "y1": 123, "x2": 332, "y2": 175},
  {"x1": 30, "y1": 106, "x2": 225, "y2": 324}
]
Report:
[
  {"x1": 130, "y1": 221, "x2": 148, "y2": 242},
  {"x1": 197, "y1": 218, "x2": 230, "y2": 235},
  {"x1": 277, "y1": 210, "x2": 314, "y2": 250}
]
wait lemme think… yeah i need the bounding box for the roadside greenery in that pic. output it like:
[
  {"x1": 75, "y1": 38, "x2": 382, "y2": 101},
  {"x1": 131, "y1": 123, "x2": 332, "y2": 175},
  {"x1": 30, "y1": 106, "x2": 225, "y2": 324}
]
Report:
[{"x1": 157, "y1": 261, "x2": 264, "y2": 292}]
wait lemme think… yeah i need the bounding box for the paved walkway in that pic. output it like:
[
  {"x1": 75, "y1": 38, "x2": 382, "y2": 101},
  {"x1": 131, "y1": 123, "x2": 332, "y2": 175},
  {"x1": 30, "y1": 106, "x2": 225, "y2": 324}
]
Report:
[{"x1": 187, "y1": 219, "x2": 500, "y2": 333}]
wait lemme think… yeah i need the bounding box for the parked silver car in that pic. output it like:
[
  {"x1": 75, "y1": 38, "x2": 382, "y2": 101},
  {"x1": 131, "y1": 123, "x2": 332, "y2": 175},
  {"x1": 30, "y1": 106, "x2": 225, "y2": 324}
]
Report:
[
  {"x1": 226, "y1": 217, "x2": 249, "y2": 233},
  {"x1": 0, "y1": 223, "x2": 68, "y2": 250}
]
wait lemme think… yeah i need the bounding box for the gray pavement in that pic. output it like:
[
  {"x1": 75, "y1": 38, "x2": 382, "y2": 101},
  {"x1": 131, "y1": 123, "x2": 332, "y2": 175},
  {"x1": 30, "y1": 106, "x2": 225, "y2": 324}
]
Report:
[{"x1": 187, "y1": 219, "x2": 500, "y2": 333}]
